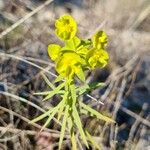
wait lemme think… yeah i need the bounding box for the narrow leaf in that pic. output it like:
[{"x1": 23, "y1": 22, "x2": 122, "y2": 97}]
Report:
[
  {"x1": 57, "y1": 92, "x2": 68, "y2": 121},
  {"x1": 77, "y1": 82, "x2": 105, "y2": 95},
  {"x1": 40, "y1": 107, "x2": 58, "y2": 132},
  {"x1": 89, "y1": 82, "x2": 105, "y2": 90},
  {"x1": 54, "y1": 75, "x2": 64, "y2": 83},
  {"x1": 76, "y1": 84, "x2": 89, "y2": 95},
  {"x1": 59, "y1": 105, "x2": 69, "y2": 150},
  {"x1": 40, "y1": 100, "x2": 64, "y2": 131},
  {"x1": 80, "y1": 101, "x2": 115, "y2": 123},
  {"x1": 67, "y1": 116, "x2": 73, "y2": 133},
  {"x1": 41, "y1": 73, "x2": 55, "y2": 89},
  {"x1": 42, "y1": 90, "x2": 64, "y2": 101},
  {"x1": 42, "y1": 82, "x2": 65, "y2": 101},
  {"x1": 30, "y1": 109, "x2": 52, "y2": 123},
  {"x1": 56, "y1": 82, "x2": 65, "y2": 91},
  {"x1": 80, "y1": 108, "x2": 88, "y2": 115},
  {"x1": 70, "y1": 84, "x2": 77, "y2": 106},
  {"x1": 71, "y1": 131, "x2": 77, "y2": 150},
  {"x1": 72, "y1": 106, "x2": 89, "y2": 148}
]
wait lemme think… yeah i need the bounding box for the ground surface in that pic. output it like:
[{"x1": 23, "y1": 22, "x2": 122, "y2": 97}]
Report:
[{"x1": 0, "y1": 0, "x2": 150, "y2": 149}]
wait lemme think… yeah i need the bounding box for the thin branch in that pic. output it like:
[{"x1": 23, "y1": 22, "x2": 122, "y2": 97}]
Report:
[
  {"x1": 0, "y1": 91, "x2": 62, "y2": 126},
  {"x1": 129, "y1": 5, "x2": 150, "y2": 30},
  {"x1": 0, "y1": 126, "x2": 61, "y2": 142},
  {"x1": 0, "y1": 0, "x2": 54, "y2": 39},
  {"x1": 0, "y1": 52, "x2": 57, "y2": 77},
  {"x1": 0, "y1": 91, "x2": 45, "y2": 113},
  {"x1": 121, "y1": 107, "x2": 150, "y2": 127},
  {"x1": 0, "y1": 106, "x2": 59, "y2": 134}
]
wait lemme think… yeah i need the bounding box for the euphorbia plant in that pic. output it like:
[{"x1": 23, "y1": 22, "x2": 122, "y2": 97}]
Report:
[{"x1": 31, "y1": 15, "x2": 114, "y2": 149}]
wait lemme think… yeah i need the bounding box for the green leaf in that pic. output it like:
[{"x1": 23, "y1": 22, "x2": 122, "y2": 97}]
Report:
[
  {"x1": 85, "y1": 130, "x2": 101, "y2": 150},
  {"x1": 30, "y1": 109, "x2": 52, "y2": 124},
  {"x1": 41, "y1": 73, "x2": 55, "y2": 89},
  {"x1": 57, "y1": 102, "x2": 65, "y2": 121},
  {"x1": 67, "y1": 116, "x2": 73, "y2": 132},
  {"x1": 40, "y1": 107, "x2": 58, "y2": 132},
  {"x1": 76, "y1": 84, "x2": 90, "y2": 95},
  {"x1": 80, "y1": 101, "x2": 115, "y2": 123},
  {"x1": 70, "y1": 84, "x2": 77, "y2": 106},
  {"x1": 72, "y1": 106, "x2": 89, "y2": 148},
  {"x1": 57, "y1": 92, "x2": 68, "y2": 121},
  {"x1": 80, "y1": 108, "x2": 89, "y2": 115},
  {"x1": 40, "y1": 100, "x2": 64, "y2": 131},
  {"x1": 71, "y1": 131, "x2": 77, "y2": 150},
  {"x1": 42, "y1": 90, "x2": 64, "y2": 101},
  {"x1": 59, "y1": 105, "x2": 69, "y2": 150},
  {"x1": 77, "y1": 82, "x2": 105, "y2": 95},
  {"x1": 67, "y1": 116, "x2": 77, "y2": 149},
  {"x1": 89, "y1": 82, "x2": 105, "y2": 90},
  {"x1": 54, "y1": 75, "x2": 64, "y2": 83},
  {"x1": 80, "y1": 39, "x2": 92, "y2": 48},
  {"x1": 56, "y1": 82, "x2": 66, "y2": 90},
  {"x1": 42, "y1": 82, "x2": 65, "y2": 101}
]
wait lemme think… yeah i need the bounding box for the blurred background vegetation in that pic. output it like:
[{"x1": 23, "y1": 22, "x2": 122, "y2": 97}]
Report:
[{"x1": 0, "y1": 0, "x2": 150, "y2": 149}]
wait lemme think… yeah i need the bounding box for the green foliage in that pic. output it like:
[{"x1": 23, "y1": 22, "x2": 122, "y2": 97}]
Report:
[{"x1": 31, "y1": 14, "x2": 114, "y2": 149}]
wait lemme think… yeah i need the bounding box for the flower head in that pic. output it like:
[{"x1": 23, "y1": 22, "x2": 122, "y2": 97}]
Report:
[
  {"x1": 48, "y1": 15, "x2": 109, "y2": 81},
  {"x1": 55, "y1": 15, "x2": 77, "y2": 41},
  {"x1": 92, "y1": 31, "x2": 107, "y2": 49},
  {"x1": 56, "y1": 52, "x2": 85, "y2": 81},
  {"x1": 87, "y1": 48, "x2": 109, "y2": 69}
]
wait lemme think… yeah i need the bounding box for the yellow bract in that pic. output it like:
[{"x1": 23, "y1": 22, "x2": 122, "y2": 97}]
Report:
[
  {"x1": 92, "y1": 31, "x2": 107, "y2": 49},
  {"x1": 48, "y1": 44, "x2": 61, "y2": 61},
  {"x1": 55, "y1": 15, "x2": 77, "y2": 41},
  {"x1": 87, "y1": 48, "x2": 109, "y2": 69},
  {"x1": 56, "y1": 52, "x2": 85, "y2": 80}
]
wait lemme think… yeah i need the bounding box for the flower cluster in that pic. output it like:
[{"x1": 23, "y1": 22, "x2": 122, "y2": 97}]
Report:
[
  {"x1": 48, "y1": 15, "x2": 109, "y2": 81},
  {"x1": 33, "y1": 15, "x2": 113, "y2": 150}
]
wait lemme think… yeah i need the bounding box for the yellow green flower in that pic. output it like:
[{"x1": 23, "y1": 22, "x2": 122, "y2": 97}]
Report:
[
  {"x1": 55, "y1": 15, "x2": 77, "y2": 41},
  {"x1": 56, "y1": 52, "x2": 85, "y2": 81},
  {"x1": 48, "y1": 16, "x2": 109, "y2": 80},
  {"x1": 87, "y1": 48, "x2": 109, "y2": 69},
  {"x1": 92, "y1": 31, "x2": 107, "y2": 49},
  {"x1": 48, "y1": 44, "x2": 61, "y2": 61}
]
